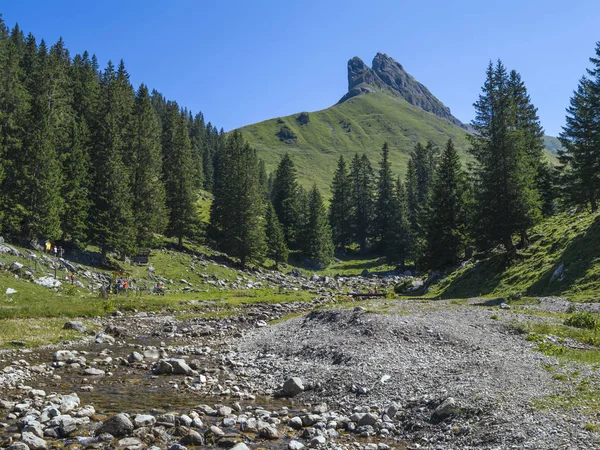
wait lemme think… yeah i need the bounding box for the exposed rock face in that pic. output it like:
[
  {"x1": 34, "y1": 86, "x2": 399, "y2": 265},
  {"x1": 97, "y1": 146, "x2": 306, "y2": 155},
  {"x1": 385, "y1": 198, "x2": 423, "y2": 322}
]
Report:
[{"x1": 340, "y1": 53, "x2": 465, "y2": 128}]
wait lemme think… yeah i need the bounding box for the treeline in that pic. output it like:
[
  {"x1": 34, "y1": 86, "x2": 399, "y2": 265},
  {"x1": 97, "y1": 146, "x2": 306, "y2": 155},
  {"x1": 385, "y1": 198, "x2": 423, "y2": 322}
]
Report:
[
  {"x1": 0, "y1": 19, "x2": 224, "y2": 256},
  {"x1": 1, "y1": 16, "x2": 599, "y2": 272}
]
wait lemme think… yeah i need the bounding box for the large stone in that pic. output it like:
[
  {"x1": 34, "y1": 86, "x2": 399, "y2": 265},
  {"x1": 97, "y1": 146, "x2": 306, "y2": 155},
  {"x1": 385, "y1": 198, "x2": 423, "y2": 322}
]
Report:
[
  {"x1": 96, "y1": 413, "x2": 134, "y2": 437},
  {"x1": 83, "y1": 368, "x2": 105, "y2": 376},
  {"x1": 179, "y1": 430, "x2": 204, "y2": 446},
  {"x1": 288, "y1": 440, "x2": 305, "y2": 450},
  {"x1": 257, "y1": 422, "x2": 279, "y2": 440},
  {"x1": 60, "y1": 394, "x2": 80, "y2": 413},
  {"x1": 20, "y1": 432, "x2": 46, "y2": 450},
  {"x1": 431, "y1": 397, "x2": 458, "y2": 422},
  {"x1": 53, "y1": 350, "x2": 75, "y2": 362},
  {"x1": 231, "y1": 444, "x2": 251, "y2": 450},
  {"x1": 117, "y1": 437, "x2": 143, "y2": 449},
  {"x1": 63, "y1": 322, "x2": 86, "y2": 333},
  {"x1": 134, "y1": 414, "x2": 155, "y2": 428},
  {"x1": 58, "y1": 415, "x2": 78, "y2": 437},
  {"x1": 357, "y1": 413, "x2": 378, "y2": 427},
  {"x1": 282, "y1": 377, "x2": 304, "y2": 397}
]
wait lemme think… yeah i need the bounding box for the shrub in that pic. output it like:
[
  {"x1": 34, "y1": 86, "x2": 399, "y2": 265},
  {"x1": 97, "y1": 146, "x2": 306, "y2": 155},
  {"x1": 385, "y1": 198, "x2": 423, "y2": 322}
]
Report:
[
  {"x1": 296, "y1": 112, "x2": 310, "y2": 125},
  {"x1": 564, "y1": 312, "x2": 599, "y2": 330},
  {"x1": 276, "y1": 125, "x2": 297, "y2": 142}
]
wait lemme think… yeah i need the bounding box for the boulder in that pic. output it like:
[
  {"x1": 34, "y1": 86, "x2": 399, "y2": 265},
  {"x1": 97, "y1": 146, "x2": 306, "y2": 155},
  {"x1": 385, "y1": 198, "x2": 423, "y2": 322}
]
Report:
[
  {"x1": 20, "y1": 432, "x2": 46, "y2": 450},
  {"x1": 63, "y1": 322, "x2": 86, "y2": 333},
  {"x1": 180, "y1": 430, "x2": 204, "y2": 446},
  {"x1": 134, "y1": 414, "x2": 155, "y2": 428},
  {"x1": 282, "y1": 377, "x2": 304, "y2": 397},
  {"x1": 96, "y1": 413, "x2": 134, "y2": 437},
  {"x1": 431, "y1": 397, "x2": 458, "y2": 422}
]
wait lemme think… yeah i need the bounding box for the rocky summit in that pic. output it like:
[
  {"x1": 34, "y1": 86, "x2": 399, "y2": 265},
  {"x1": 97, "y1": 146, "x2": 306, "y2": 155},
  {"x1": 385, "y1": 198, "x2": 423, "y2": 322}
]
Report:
[{"x1": 341, "y1": 53, "x2": 465, "y2": 128}]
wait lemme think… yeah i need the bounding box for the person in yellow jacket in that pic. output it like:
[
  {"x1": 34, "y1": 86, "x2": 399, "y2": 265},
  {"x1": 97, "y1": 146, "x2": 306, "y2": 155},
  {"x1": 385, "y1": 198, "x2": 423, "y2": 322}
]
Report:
[{"x1": 45, "y1": 241, "x2": 51, "y2": 254}]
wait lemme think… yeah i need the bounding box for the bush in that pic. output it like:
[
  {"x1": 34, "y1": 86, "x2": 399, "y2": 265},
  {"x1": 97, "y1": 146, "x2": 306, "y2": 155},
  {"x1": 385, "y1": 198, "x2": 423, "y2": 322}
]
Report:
[
  {"x1": 276, "y1": 125, "x2": 297, "y2": 142},
  {"x1": 296, "y1": 112, "x2": 310, "y2": 125},
  {"x1": 564, "y1": 312, "x2": 599, "y2": 330}
]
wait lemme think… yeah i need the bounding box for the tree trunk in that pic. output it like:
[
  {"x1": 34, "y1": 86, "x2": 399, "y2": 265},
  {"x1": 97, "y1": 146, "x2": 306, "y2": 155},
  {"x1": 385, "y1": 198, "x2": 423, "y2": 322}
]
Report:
[
  {"x1": 519, "y1": 230, "x2": 529, "y2": 249},
  {"x1": 503, "y1": 235, "x2": 516, "y2": 257},
  {"x1": 591, "y1": 198, "x2": 598, "y2": 213}
]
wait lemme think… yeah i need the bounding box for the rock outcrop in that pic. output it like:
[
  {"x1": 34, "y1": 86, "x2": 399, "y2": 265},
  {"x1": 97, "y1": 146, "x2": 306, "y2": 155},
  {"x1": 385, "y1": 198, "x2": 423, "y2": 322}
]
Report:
[{"x1": 339, "y1": 53, "x2": 465, "y2": 128}]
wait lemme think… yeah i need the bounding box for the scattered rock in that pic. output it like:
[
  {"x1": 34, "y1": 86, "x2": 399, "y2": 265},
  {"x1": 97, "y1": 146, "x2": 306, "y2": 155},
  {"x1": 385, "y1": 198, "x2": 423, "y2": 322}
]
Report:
[
  {"x1": 96, "y1": 413, "x2": 134, "y2": 438},
  {"x1": 282, "y1": 377, "x2": 304, "y2": 397},
  {"x1": 62, "y1": 322, "x2": 86, "y2": 333}
]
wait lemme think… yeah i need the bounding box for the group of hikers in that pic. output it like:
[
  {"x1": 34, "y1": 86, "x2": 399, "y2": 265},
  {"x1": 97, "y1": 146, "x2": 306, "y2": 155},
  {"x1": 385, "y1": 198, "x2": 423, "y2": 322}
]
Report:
[
  {"x1": 99, "y1": 277, "x2": 165, "y2": 299},
  {"x1": 44, "y1": 241, "x2": 64, "y2": 258}
]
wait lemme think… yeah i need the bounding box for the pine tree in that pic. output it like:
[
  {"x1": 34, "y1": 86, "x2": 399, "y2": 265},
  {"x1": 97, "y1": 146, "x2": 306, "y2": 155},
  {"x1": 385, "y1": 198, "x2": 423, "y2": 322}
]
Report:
[
  {"x1": 301, "y1": 184, "x2": 334, "y2": 268},
  {"x1": 559, "y1": 43, "x2": 600, "y2": 212},
  {"x1": 265, "y1": 201, "x2": 288, "y2": 266},
  {"x1": 374, "y1": 142, "x2": 396, "y2": 246},
  {"x1": 329, "y1": 155, "x2": 353, "y2": 250},
  {"x1": 162, "y1": 102, "x2": 197, "y2": 246},
  {"x1": 0, "y1": 21, "x2": 30, "y2": 235},
  {"x1": 187, "y1": 112, "x2": 205, "y2": 189},
  {"x1": 350, "y1": 153, "x2": 375, "y2": 252},
  {"x1": 469, "y1": 61, "x2": 542, "y2": 253},
  {"x1": 131, "y1": 84, "x2": 167, "y2": 247},
  {"x1": 271, "y1": 153, "x2": 300, "y2": 246},
  {"x1": 424, "y1": 139, "x2": 470, "y2": 269},
  {"x1": 210, "y1": 131, "x2": 266, "y2": 268},
  {"x1": 386, "y1": 178, "x2": 411, "y2": 266},
  {"x1": 61, "y1": 117, "x2": 91, "y2": 246},
  {"x1": 258, "y1": 159, "x2": 269, "y2": 200},
  {"x1": 91, "y1": 60, "x2": 136, "y2": 257}
]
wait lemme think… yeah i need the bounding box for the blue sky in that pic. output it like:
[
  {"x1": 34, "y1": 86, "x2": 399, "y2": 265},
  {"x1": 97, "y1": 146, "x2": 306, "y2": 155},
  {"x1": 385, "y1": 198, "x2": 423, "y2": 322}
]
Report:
[{"x1": 3, "y1": 0, "x2": 599, "y2": 136}]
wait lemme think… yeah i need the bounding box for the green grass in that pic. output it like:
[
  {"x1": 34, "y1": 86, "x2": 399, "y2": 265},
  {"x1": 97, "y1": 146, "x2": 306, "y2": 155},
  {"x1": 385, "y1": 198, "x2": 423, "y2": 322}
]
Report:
[
  {"x1": 238, "y1": 90, "x2": 472, "y2": 193},
  {"x1": 0, "y1": 317, "x2": 90, "y2": 349},
  {"x1": 428, "y1": 210, "x2": 600, "y2": 301}
]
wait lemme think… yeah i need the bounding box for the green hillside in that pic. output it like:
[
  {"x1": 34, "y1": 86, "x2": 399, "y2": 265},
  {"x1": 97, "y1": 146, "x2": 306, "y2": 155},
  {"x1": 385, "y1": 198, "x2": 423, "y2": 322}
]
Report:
[
  {"x1": 239, "y1": 90, "x2": 471, "y2": 191},
  {"x1": 544, "y1": 135, "x2": 564, "y2": 154},
  {"x1": 429, "y1": 210, "x2": 600, "y2": 302}
]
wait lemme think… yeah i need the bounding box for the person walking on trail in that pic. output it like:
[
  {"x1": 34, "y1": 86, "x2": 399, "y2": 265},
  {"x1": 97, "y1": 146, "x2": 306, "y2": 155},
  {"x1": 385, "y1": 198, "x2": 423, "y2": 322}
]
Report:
[
  {"x1": 53, "y1": 245, "x2": 57, "y2": 258},
  {"x1": 70, "y1": 273, "x2": 75, "y2": 285},
  {"x1": 45, "y1": 241, "x2": 51, "y2": 254}
]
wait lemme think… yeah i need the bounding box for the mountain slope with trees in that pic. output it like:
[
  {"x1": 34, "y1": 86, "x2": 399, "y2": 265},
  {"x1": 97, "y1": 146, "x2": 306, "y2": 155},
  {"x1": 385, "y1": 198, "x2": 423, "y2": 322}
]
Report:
[{"x1": 238, "y1": 53, "x2": 559, "y2": 191}]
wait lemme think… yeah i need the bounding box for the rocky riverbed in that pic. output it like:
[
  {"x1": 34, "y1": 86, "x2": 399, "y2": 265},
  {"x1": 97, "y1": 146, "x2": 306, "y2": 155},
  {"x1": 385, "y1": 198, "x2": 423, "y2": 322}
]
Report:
[{"x1": 0, "y1": 297, "x2": 599, "y2": 449}]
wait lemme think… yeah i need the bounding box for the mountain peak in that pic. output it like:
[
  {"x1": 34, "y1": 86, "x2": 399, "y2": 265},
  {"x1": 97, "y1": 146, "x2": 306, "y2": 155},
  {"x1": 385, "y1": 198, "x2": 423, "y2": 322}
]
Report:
[{"x1": 340, "y1": 53, "x2": 464, "y2": 128}]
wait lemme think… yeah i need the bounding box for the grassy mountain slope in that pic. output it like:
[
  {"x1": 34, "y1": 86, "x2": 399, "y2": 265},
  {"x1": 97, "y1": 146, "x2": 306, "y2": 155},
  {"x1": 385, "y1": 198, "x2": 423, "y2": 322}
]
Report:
[
  {"x1": 544, "y1": 135, "x2": 564, "y2": 155},
  {"x1": 429, "y1": 210, "x2": 600, "y2": 301},
  {"x1": 239, "y1": 90, "x2": 471, "y2": 191}
]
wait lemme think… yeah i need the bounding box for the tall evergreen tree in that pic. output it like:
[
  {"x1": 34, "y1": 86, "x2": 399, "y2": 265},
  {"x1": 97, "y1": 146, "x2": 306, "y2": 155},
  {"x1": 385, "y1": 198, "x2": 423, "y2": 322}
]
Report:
[
  {"x1": 162, "y1": 102, "x2": 197, "y2": 246},
  {"x1": 300, "y1": 184, "x2": 334, "y2": 268},
  {"x1": 91, "y1": 60, "x2": 135, "y2": 257},
  {"x1": 424, "y1": 139, "x2": 471, "y2": 269},
  {"x1": 187, "y1": 111, "x2": 205, "y2": 189},
  {"x1": 265, "y1": 201, "x2": 288, "y2": 266},
  {"x1": 329, "y1": 155, "x2": 353, "y2": 250},
  {"x1": 559, "y1": 43, "x2": 600, "y2": 212},
  {"x1": 61, "y1": 117, "x2": 91, "y2": 246},
  {"x1": 210, "y1": 131, "x2": 266, "y2": 267},
  {"x1": 469, "y1": 61, "x2": 542, "y2": 253},
  {"x1": 131, "y1": 84, "x2": 167, "y2": 247},
  {"x1": 0, "y1": 21, "x2": 30, "y2": 235},
  {"x1": 374, "y1": 142, "x2": 395, "y2": 245},
  {"x1": 386, "y1": 178, "x2": 411, "y2": 266},
  {"x1": 350, "y1": 153, "x2": 375, "y2": 252},
  {"x1": 271, "y1": 153, "x2": 300, "y2": 246}
]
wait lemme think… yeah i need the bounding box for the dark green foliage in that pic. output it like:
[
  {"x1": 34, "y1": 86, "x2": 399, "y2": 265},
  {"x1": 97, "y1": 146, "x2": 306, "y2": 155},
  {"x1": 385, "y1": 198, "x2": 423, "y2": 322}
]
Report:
[
  {"x1": 61, "y1": 117, "x2": 91, "y2": 246},
  {"x1": 300, "y1": 184, "x2": 334, "y2": 268},
  {"x1": 374, "y1": 142, "x2": 396, "y2": 245},
  {"x1": 210, "y1": 131, "x2": 266, "y2": 268},
  {"x1": 537, "y1": 162, "x2": 560, "y2": 217},
  {"x1": 265, "y1": 201, "x2": 288, "y2": 265},
  {"x1": 276, "y1": 124, "x2": 297, "y2": 142},
  {"x1": 386, "y1": 178, "x2": 411, "y2": 265},
  {"x1": 162, "y1": 102, "x2": 197, "y2": 246},
  {"x1": 424, "y1": 139, "x2": 471, "y2": 269},
  {"x1": 271, "y1": 153, "x2": 300, "y2": 246},
  {"x1": 350, "y1": 153, "x2": 375, "y2": 252},
  {"x1": 258, "y1": 159, "x2": 269, "y2": 200},
  {"x1": 469, "y1": 61, "x2": 543, "y2": 253},
  {"x1": 296, "y1": 112, "x2": 310, "y2": 125},
  {"x1": 131, "y1": 84, "x2": 167, "y2": 247},
  {"x1": 564, "y1": 312, "x2": 599, "y2": 330},
  {"x1": 559, "y1": 43, "x2": 600, "y2": 212},
  {"x1": 329, "y1": 155, "x2": 353, "y2": 250},
  {"x1": 187, "y1": 111, "x2": 205, "y2": 189},
  {"x1": 91, "y1": 60, "x2": 135, "y2": 256}
]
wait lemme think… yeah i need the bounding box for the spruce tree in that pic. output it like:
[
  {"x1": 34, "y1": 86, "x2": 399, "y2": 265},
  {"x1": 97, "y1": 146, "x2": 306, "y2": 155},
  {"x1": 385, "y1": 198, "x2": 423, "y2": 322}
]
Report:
[
  {"x1": 210, "y1": 131, "x2": 266, "y2": 267},
  {"x1": 162, "y1": 102, "x2": 197, "y2": 246},
  {"x1": 187, "y1": 111, "x2": 205, "y2": 189},
  {"x1": 131, "y1": 84, "x2": 167, "y2": 247},
  {"x1": 469, "y1": 61, "x2": 542, "y2": 253},
  {"x1": 271, "y1": 153, "x2": 300, "y2": 246},
  {"x1": 91, "y1": 60, "x2": 135, "y2": 257},
  {"x1": 61, "y1": 117, "x2": 91, "y2": 246},
  {"x1": 559, "y1": 43, "x2": 600, "y2": 212},
  {"x1": 424, "y1": 139, "x2": 470, "y2": 269},
  {"x1": 329, "y1": 155, "x2": 353, "y2": 250},
  {"x1": 350, "y1": 153, "x2": 375, "y2": 252},
  {"x1": 374, "y1": 142, "x2": 395, "y2": 245},
  {"x1": 386, "y1": 178, "x2": 411, "y2": 266},
  {"x1": 265, "y1": 201, "x2": 288, "y2": 266},
  {"x1": 0, "y1": 21, "x2": 30, "y2": 235},
  {"x1": 301, "y1": 184, "x2": 334, "y2": 268}
]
